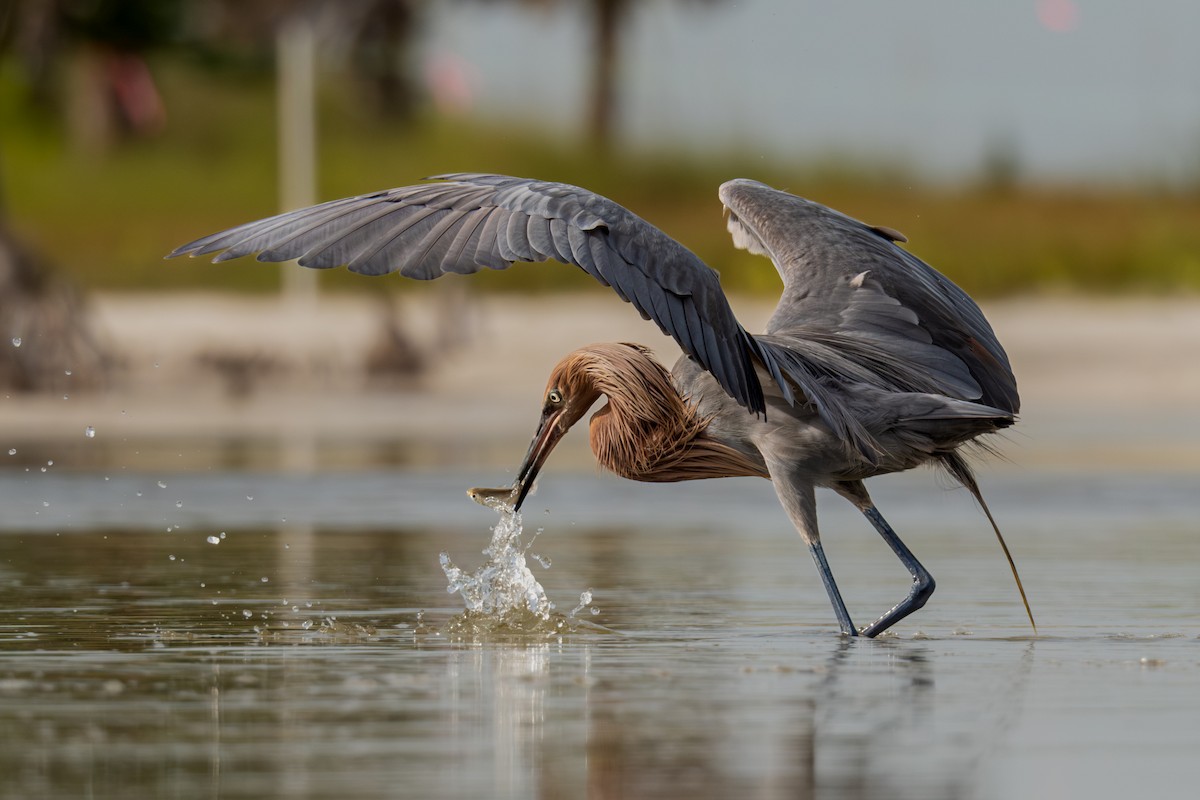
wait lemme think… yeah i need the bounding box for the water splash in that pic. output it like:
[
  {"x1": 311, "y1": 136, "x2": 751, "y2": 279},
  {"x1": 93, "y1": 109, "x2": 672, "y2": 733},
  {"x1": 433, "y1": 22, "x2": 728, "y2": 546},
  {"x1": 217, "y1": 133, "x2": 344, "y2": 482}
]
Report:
[
  {"x1": 437, "y1": 496, "x2": 615, "y2": 638},
  {"x1": 440, "y1": 501, "x2": 552, "y2": 620}
]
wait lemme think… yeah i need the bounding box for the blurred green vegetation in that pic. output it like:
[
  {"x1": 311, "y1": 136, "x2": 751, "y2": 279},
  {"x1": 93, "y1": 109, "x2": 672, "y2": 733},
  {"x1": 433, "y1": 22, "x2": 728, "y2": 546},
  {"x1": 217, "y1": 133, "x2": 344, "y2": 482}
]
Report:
[{"x1": 4, "y1": 57, "x2": 1200, "y2": 297}]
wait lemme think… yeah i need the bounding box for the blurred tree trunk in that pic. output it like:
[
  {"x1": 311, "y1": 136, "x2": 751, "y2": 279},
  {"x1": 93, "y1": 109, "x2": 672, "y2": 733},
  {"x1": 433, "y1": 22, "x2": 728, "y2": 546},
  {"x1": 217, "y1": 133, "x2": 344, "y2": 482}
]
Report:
[
  {"x1": 0, "y1": 0, "x2": 61, "y2": 111},
  {"x1": 0, "y1": 150, "x2": 111, "y2": 392},
  {"x1": 0, "y1": 221, "x2": 112, "y2": 392},
  {"x1": 0, "y1": 4, "x2": 113, "y2": 391},
  {"x1": 586, "y1": 0, "x2": 628, "y2": 152},
  {"x1": 349, "y1": 0, "x2": 420, "y2": 120}
]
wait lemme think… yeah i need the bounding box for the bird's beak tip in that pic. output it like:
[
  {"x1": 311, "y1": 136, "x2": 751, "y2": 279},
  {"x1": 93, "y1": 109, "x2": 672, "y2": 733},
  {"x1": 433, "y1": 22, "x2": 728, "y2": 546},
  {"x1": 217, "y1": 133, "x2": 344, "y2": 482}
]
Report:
[{"x1": 511, "y1": 410, "x2": 567, "y2": 513}]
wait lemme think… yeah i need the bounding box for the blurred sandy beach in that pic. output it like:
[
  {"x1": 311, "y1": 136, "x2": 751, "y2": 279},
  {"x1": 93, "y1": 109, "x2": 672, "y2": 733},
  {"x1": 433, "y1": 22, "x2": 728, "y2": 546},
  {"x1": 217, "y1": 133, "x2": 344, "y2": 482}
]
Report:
[{"x1": 3, "y1": 292, "x2": 1196, "y2": 471}]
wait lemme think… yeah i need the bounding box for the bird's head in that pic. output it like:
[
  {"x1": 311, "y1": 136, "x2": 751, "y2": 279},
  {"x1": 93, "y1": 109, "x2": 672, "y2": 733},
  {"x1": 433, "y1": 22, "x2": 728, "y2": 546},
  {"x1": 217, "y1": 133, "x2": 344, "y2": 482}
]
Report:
[
  {"x1": 510, "y1": 344, "x2": 645, "y2": 510},
  {"x1": 509, "y1": 351, "x2": 604, "y2": 510}
]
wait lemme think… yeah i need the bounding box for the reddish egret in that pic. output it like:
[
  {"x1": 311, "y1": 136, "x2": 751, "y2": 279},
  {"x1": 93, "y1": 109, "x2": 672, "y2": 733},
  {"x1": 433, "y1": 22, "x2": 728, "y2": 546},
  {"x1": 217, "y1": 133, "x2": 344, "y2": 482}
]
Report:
[{"x1": 170, "y1": 173, "x2": 1033, "y2": 637}]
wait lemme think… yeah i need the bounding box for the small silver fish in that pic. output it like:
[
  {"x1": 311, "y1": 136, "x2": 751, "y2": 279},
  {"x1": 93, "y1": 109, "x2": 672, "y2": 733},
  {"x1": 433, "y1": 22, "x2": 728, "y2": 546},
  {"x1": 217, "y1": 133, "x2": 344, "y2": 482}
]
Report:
[{"x1": 467, "y1": 486, "x2": 517, "y2": 509}]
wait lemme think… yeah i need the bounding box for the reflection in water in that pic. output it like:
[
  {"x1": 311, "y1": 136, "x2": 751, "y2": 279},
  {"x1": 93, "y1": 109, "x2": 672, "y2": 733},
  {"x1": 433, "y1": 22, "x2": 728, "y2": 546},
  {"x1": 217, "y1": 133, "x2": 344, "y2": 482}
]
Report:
[{"x1": 0, "y1": 526, "x2": 1002, "y2": 799}]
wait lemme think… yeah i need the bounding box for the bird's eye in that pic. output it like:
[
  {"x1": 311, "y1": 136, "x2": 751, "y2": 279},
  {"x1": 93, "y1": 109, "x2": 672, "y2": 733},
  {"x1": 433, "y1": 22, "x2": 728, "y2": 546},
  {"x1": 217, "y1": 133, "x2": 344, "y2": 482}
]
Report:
[{"x1": 547, "y1": 389, "x2": 563, "y2": 405}]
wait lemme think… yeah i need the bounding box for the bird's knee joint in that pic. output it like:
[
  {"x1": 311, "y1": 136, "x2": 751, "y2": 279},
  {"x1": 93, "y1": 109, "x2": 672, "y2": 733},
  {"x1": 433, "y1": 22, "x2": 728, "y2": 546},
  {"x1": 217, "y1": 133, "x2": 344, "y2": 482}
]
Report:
[{"x1": 910, "y1": 573, "x2": 936, "y2": 609}]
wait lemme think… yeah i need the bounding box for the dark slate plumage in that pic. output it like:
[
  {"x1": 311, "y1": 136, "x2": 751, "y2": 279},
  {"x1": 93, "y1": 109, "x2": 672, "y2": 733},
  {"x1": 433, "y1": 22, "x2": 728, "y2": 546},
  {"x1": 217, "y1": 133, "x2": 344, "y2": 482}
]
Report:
[
  {"x1": 720, "y1": 179, "x2": 1018, "y2": 416},
  {"x1": 170, "y1": 173, "x2": 766, "y2": 416}
]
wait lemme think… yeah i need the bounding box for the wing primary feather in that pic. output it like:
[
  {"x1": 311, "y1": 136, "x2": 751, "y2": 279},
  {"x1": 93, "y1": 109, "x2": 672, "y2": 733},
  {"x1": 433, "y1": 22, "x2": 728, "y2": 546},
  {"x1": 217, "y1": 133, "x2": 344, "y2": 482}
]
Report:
[
  {"x1": 547, "y1": 218, "x2": 573, "y2": 262},
  {"x1": 439, "y1": 209, "x2": 492, "y2": 274},
  {"x1": 299, "y1": 204, "x2": 442, "y2": 270},
  {"x1": 474, "y1": 208, "x2": 514, "y2": 270},
  {"x1": 176, "y1": 195, "x2": 367, "y2": 259},
  {"x1": 174, "y1": 173, "x2": 777, "y2": 414},
  {"x1": 214, "y1": 197, "x2": 381, "y2": 262},
  {"x1": 525, "y1": 215, "x2": 555, "y2": 259},
  {"x1": 504, "y1": 211, "x2": 535, "y2": 262},
  {"x1": 567, "y1": 225, "x2": 600, "y2": 277},
  {"x1": 402, "y1": 209, "x2": 474, "y2": 277}
]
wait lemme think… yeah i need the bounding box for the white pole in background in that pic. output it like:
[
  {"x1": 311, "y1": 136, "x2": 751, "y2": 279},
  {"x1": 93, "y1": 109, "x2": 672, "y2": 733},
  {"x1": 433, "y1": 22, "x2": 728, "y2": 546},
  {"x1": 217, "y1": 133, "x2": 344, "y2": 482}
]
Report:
[
  {"x1": 276, "y1": 12, "x2": 318, "y2": 308},
  {"x1": 274, "y1": 12, "x2": 319, "y2": 614},
  {"x1": 275, "y1": 12, "x2": 319, "y2": 479}
]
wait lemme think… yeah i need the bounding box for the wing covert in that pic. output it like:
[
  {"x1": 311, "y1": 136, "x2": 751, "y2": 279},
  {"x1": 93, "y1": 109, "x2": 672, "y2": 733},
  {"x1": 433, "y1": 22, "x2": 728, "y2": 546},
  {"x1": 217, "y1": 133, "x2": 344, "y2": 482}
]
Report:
[{"x1": 719, "y1": 179, "x2": 1018, "y2": 415}]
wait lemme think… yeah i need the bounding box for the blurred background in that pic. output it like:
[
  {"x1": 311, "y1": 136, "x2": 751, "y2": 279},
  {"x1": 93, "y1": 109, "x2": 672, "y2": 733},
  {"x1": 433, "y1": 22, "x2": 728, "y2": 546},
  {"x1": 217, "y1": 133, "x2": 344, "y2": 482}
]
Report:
[
  {"x1": 1, "y1": 0, "x2": 1199, "y2": 469},
  {"x1": 3, "y1": 6, "x2": 1200, "y2": 798}
]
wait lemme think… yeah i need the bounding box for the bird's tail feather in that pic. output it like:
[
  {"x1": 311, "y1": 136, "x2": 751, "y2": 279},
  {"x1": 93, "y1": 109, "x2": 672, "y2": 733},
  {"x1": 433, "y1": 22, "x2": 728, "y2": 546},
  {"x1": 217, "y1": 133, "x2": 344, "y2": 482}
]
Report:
[{"x1": 941, "y1": 452, "x2": 1036, "y2": 634}]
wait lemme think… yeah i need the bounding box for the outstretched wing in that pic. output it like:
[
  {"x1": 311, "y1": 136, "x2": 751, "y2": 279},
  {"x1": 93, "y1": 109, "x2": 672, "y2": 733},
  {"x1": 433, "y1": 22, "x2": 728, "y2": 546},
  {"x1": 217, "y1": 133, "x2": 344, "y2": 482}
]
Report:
[
  {"x1": 169, "y1": 173, "x2": 771, "y2": 414},
  {"x1": 720, "y1": 179, "x2": 1018, "y2": 416}
]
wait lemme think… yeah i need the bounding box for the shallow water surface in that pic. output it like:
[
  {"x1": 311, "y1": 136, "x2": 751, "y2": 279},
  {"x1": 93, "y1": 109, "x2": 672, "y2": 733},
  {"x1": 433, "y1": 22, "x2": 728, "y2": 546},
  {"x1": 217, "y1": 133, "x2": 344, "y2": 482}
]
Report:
[{"x1": 1, "y1": 468, "x2": 1198, "y2": 799}]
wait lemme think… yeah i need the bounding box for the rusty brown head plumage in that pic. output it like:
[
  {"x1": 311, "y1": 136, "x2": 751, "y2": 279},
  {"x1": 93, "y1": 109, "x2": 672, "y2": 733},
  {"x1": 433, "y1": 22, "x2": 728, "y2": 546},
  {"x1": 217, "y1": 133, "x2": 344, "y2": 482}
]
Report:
[{"x1": 509, "y1": 343, "x2": 766, "y2": 509}]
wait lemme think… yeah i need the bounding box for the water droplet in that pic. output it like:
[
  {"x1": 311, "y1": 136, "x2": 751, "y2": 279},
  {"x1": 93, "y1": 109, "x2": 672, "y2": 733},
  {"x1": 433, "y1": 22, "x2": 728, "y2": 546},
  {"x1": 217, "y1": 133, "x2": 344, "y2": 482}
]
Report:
[
  {"x1": 84, "y1": 426, "x2": 95, "y2": 439},
  {"x1": 219, "y1": 531, "x2": 226, "y2": 540},
  {"x1": 260, "y1": 576, "x2": 269, "y2": 583},
  {"x1": 46, "y1": 460, "x2": 53, "y2": 466},
  {"x1": 156, "y1": 481, "x2": 166, "y2": 489},
  {"x1": 590, "y1": 606, "x2": 600, "y2": 615},
  {"x1": 62, "y1": 394, "x2": 69, "y2": 400},
  {"x1": 10, "y1": 337, "x2": 21, "y2": 347},
  {"x1": 569, "y1": 589, "x2": 594, "y2": 618},
  {"x1": 7, "y1": 449, "x2": 14, "y2": 456},
  {"x1": 64, "y1": 369, "x2": 72, "y2": 376},
  {"x1": 41, "y1": 500, "x2": 49, "y2": 507},
  {"x1": 242, "y1": 610, "x2": 253, "y2": 619},
  {"x1": 301, "y1": 619, "x2": 313, "y2": 630},
  {"x1": 206, "y1": 535, "x2": 220, "y2": 545},
  {"x1": 246, "y1": 495, "x2": 254, "y2": 501},
  {"x1": 200, "y1": 582, "x2": 206, "y2": 588},
  {"x1": 135, "y1": 491, "x2": 142, "y2": 497},
  {"x1": 168, "y1": 554, "x2": 176, "y2": 561},
  {"x1": 531, "y1": 553, "x2": 552, "y2": 569},
  {"x1": 175, "y1": 500, "x2": 183, "y2": 508}
]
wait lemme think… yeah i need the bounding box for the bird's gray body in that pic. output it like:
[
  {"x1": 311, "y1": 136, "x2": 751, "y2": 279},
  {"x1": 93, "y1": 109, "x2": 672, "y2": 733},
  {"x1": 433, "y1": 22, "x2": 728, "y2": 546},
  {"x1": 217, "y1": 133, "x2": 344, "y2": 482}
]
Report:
[
  {"x1": 678, "y1": 178, "x2": 1017, "y2": 486},
  {"x1": 171, "y1": 173, "x2": 1027, "y2": 636}
]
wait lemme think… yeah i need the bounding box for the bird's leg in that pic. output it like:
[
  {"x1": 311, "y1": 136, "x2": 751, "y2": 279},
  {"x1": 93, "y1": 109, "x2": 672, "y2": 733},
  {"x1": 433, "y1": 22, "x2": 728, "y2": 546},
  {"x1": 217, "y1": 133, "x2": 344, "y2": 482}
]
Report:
[
  {"x1": 769, "y1": 469, "x2": 857, "y2": 636},
  {"x1": 808, "y1": 539, "x2": 858, "y2": 637},
  {"x1": 857, "y1": 505, "x2": 935, "y2": 638}
]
